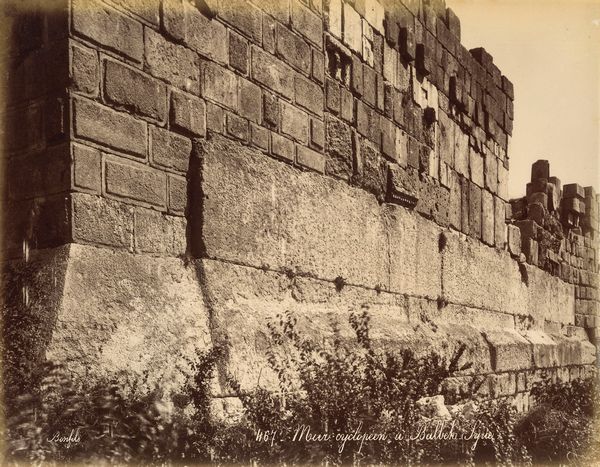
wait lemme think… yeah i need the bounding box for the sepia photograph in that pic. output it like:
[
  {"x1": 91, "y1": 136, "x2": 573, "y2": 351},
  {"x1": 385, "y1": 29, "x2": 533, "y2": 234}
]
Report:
[{"x1": 0, "y1": 0, "x2": 599, "y2": 464}]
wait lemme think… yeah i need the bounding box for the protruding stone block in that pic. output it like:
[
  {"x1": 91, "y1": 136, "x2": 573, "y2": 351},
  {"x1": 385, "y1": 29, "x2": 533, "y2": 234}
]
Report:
[
  {"x1": 563, "y1": 183, "x2": 585, "y2": 200},
  {"x1": 531, "y1": 159, "x2": 549, "y2": 181},
  {"x1": 508, "y1": 224, "x2": 521, "y2": 256},
  {"x1": 483, "y1": 329, "x2": 532, "y2": 372}
]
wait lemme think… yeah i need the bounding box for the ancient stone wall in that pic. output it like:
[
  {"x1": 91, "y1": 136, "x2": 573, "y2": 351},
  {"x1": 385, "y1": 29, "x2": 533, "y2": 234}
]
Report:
[
  {"x1": 509, "y1": 160, "x2": 600, "y2": 353},
  {"x1": 1, "y1": 0, "x2": 597, "y2": 412}
]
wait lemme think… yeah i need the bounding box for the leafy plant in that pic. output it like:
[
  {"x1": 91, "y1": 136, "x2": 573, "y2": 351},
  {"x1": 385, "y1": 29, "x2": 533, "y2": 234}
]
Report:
[
  {"x1": 224, "y1": 309, "x2": 502, "y2": 465},
  {"x1": 516, "y1": 375, "x2": 599, "y2": 464}
]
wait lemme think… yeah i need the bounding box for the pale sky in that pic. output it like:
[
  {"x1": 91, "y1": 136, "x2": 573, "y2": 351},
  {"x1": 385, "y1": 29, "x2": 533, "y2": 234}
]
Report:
[{"x1": 447, "y1": 0, "x2": 600, "y2": 198}]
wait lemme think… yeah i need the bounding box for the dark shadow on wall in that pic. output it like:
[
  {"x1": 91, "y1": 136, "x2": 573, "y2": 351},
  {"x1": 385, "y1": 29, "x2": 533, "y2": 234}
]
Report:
[
  {"x1": 0, "y1": 0, "x2": 71, "y2": 402},
  {"x1": 184, "y1": 135, "x2": 234, "y2": 396}
]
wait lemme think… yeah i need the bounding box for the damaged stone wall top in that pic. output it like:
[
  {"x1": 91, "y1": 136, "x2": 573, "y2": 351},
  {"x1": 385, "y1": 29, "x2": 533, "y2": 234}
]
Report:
[{"x1": 509, "y1": 160, "x2": 600, "y2": 339}]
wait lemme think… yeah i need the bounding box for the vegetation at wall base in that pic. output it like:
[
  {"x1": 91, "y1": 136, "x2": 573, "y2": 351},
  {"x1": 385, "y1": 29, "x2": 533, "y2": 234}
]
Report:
[{"x1": 1, "y1": 309, "x2": 597, "y2": 465}]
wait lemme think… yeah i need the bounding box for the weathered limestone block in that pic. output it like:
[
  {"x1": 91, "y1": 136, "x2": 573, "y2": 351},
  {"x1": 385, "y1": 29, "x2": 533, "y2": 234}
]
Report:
[
  {"x1": 488, "y1": 373, "x2": 516, "y2": 398},
  {"x1": 200, "y1": 259, "x2": 495, "y2": 391},
  {"x1": 200, "y1": 258, "x2": 403, "y2": 391},
  {"x1": 507, "y1": 224, "x2": 521, "y2": 257},
  {"x1": 523, "y1": 330, "x2": 558, "y2": 368},
  {"x1": 551, "y1": 334, "x2": 596, "y2": 366},
  {"x1": 198, "y1": 135, "x2": 388, "y2": 288},
  {"x1": 385, "y1": 204, "x2": 442, "y2": 299},
  {"x1": 5, "y1": 244, "x2": 212, "y2": 394},
  {"x1": 526, "y1": 264, "x2": 575, "y2": 326},
  {"x1": 482, "y1": 329, "x2": 532, "y2": 372},
  {"x1": 442, "y1": 230, "x2": 528, "y2": 316}
]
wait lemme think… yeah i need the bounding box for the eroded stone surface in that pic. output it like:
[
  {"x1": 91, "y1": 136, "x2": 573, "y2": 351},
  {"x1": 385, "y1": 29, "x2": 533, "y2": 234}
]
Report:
[
  {"x1": 46, "y1": 244, "x2": 212, "y2": 394},
  {"x1": 198, "y1": 135, "x2": 388, "y2": 288},
  {"x1": 442, "y1": 230, "x2": 528, "y2": 316}
]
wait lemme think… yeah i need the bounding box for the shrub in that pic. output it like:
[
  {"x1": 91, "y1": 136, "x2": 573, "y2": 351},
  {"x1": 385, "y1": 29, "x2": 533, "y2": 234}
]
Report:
[
  {"x1": 516, "y1": 375, "x2": 599, "y2": 464},
  {"x1": 225, "y1": 310, "x2": 528, "y2": 465},
  {"x1": 11, "y1": 308, "x2": 599, "y2": 466},
  {"x1": 3, "y1": 348, "x2": 224, "y2": 464}
]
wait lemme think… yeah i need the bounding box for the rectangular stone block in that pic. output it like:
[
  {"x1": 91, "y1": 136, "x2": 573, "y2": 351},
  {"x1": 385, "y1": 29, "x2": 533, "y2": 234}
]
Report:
[
  {"x1": 297, "y1": 146, "x2": 325, "y2": 173},
  {"x1": 226, "y1": 112, "x2": 249, "y2": 141},
  {"x1": 564, "y1": 183, "x2": 585, "y2": 199},
  {"x1": 105, "y1": 158, "x2": 167, "y2": 207},
  {"x1": 387, "y1": 206, "x2": 442, "y2": 299},
  {"x1": 325, "y1": 115, "x2": 353, "y2": 179},
  {"x1": 145, "y1": 28, "x2": 199, "y2": 94},
  {"x1": 469, "y1": 182, "x2": 482, "y2": 239},
  {"x1": 437, "y1": 110, "x2": 455, "y2": 168},
  {"x1": 442, "y1": 230, "x2": 528, "y2": 316},
  {"x1": 198, "y1": 135, "x2": 388, "y2": 288},
  {"x1": 134, "y1": 207, "x2": 186, "y2": 256},
  {"x1": 343, "y1": 3, "x2": 362, "y2": 53},
  {"x1": 327, "y1": 0, "x2": 342, "y2": 39},
  {"x1": 448, "y1": 171, "x2": 461, "y2": 230},
  {"x1": 252, "y1": 46, "x2": 294, "y2": 99},
  {"x1": 310, "y1": 119, "x2": 325, "y2": 150},
  {"x1": 239, "y1": 77, "x2": 262, "y2": 123},
  {"x1": 271, "y1": 132, "x2": 295, "y2": 162},
  {"x1": 531, "y1": 159, "x2": 549, "y2": 181},
  {"x1": 229, "y1": 31, "x2": 249, "y2": 73},
  {"x1": 494, "y1": 197, "x2": 508, "y2": 248},
  {"x1": 526, "y1": 265, "x2": 575, "y2": 325},
  {"x1": 73, "y1": 143, "x2": 102, "y2": 193},
  {"x1": 170, "y1": 90, "x2": 206, "y2": 136},
  {"x1": 73, "y1": 97, "x2": 147, "y2": 157},
  {"x1": 507, "y1": 224, "x2": 521, "y2": 257},
  {"x1": 523, "y1": 331, "x2": 558, "y2": 368},
  {"x1": 70, "y1": 41, "x2": 99, "y2": 96},
  {"x1": 72, "y1": 193, "x2": 133, "y2": 248},
  {"x1": 295, "y1": 75, "x2": 324, "y2": 116},
  {"x1": 489, "y1": 373, "x2": 516, "y2": 398},
  {"x1": 312, "y1": 49, "x2": 325, "y2": 84},
  {"x1": 277, "y1": 23, "x2": 311, "y2": 73},
  {"x1": 220, "y1": 0, "x2": 262, "y2": 43},
  {"x1": 484, "y1": 153, "x2": 498, "y2": 194},
  {"x1": 110, "y1": 0, "x2": 160, "y2": 25},
  {"x1": 291, "y1": 0, "x2": 323, "y2": 47},
  {"x1": 168, "y1": 174, "x2": 186, "y2": 214},
  {"x1": 104, "y1": 59, "x2": 167, "y2": 121},
  {"x1": 72, "y1": 0, "x2": 143, "y2": 62},
  {"x1": 206, "y1": 102, "x2": 224, "y2": 133},
  {"x1": 251, "y1": 123, "x2": 270, "y2": 152},
  {"x1": 202, "y1": 61, "x2": 238, "y2": 110},
  {"x1": 483, "y1": 329, "x2": 532, "y2": 372},
  {"x1": 150, "y1": 126, "x2": 192, "y2": 172},
  {"x1": 181, "y1": 2, "x2": 228, "y2": 64},
  {"x1": 460, "y1": 175, "x2": 470, "y2": 234},
  {"x1": 280, "y1": 101, "x2": 309, "y2": 143},
  {"x1": 498, "y1": 163, "x2": 509, "y2": 200},
  {"x1": 481, "y1": 189, "x2": 494, "y2": 246},
  {"x1": 454, "y1": 129, "x2": 469, "y2": 177},
  {"x1": 469, "y1": 147, "x2": 484, "y2": 187}
]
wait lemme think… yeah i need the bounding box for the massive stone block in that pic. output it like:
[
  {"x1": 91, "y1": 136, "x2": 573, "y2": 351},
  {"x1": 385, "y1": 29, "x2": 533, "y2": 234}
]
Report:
[
  {"x1": 526, "y1": 264, "x2": 575, "y2": 326},
  {"x1": 200, "y1": 258, "x2": 494, "y2": 392},
  {"x1": 197, "y1": 135, "x2": 388, "y2": 289},
  {"x1": 385, "y1": 204, "x2": 442, "y2": 299},
  {"x1": 442, "y1": 230, "x2": 528, "y2": 316},
  {"x1": 3, "y1": 244, "x2": 212, "y2": 394}
]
